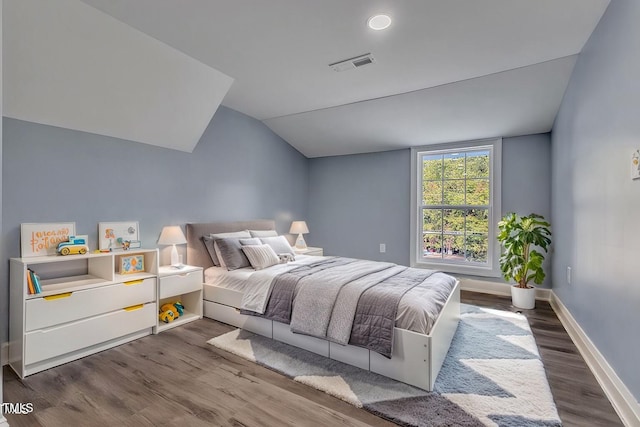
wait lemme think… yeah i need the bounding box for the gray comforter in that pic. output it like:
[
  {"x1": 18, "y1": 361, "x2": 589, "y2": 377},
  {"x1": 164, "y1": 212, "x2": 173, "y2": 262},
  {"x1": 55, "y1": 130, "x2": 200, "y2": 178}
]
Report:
[{"x1": 242, "y1": 257, "x2": 456, "y2": 358}]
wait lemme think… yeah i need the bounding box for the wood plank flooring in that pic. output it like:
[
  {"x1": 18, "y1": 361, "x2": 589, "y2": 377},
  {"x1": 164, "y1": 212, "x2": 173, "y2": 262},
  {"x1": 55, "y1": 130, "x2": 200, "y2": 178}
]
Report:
[{"x1": 3, "y1": 291, "x2": 624, "y2": 426}]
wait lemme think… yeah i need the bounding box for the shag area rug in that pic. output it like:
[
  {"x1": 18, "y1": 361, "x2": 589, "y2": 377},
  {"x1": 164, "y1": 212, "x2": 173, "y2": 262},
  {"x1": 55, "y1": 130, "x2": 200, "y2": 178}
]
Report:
[{"x1": 208, "y1": 304, "x2": 561, "y2": 427}]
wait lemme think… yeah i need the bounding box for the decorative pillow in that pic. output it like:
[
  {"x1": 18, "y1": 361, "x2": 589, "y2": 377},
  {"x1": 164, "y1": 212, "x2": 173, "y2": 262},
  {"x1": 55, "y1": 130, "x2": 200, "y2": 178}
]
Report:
[
  {"x1": 249, "y1": 229, "x2": 278, "y2": 238},
  {"x1": 214, "y1": 237, "x2": 251, "y2": 270},
  {"x1": 205, "y1": 230, "x2": 251, "y2": 266},
  {"x1": 242, "y1": 244, "x2": 280, "y2": 270},
  {"x1": 239, "y1": 238, "x2": 262, "y2": 246},
  {"x1": 260, "y1": 236, "x2": 295, "y2": 256},
  {"x1": 202, "y1": 235, "x2": 218, "y2": 266}
]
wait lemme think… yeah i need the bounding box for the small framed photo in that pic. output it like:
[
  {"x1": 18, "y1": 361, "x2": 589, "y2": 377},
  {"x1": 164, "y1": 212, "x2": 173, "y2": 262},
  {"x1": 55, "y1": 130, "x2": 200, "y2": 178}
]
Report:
[
  {"x1": 99, "y1": 221, "x2": 140, "y2": 251},
  {"x1": 120, "y1": 254, "x2": 145, "y2": 274}
]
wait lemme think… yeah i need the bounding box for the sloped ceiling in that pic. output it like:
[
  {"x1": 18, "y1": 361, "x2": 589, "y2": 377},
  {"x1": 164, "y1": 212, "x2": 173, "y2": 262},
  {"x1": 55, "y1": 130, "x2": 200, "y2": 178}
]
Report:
[
  {"x1": 265, "y1": 56, "x2": 578, "y2": 157},
  {"x1": 3, "y1": 0, "x2": 233, "y2": 152},
  {"x1": 4, "y1": 1, "x2": 610, "y2": 157}
]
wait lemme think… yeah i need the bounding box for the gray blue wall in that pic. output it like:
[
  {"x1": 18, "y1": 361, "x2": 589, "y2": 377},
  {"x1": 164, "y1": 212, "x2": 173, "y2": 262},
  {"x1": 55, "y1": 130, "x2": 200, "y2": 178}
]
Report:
[
  {"x1": 308, "y1": 134, "x2": 551, "y2": 278},
  {"x1": 1, "y1": 106, "x2": 309, "y2": 343},
  {"x1": 551, "y1": 0, "x2": 640, "y2": 399},
  {"x1": 308, "y1": 149, "x2": 411, "y2": 265}
]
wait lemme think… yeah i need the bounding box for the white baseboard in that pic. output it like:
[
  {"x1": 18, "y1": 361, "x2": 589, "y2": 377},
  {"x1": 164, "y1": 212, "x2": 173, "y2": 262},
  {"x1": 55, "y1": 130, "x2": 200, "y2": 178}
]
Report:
[
  {"x1": 460, "y1": 277, "x2": 552, "y2": 301},
  {"x1": 550, "y1": 292, "x2": 640, "y2": 427}
]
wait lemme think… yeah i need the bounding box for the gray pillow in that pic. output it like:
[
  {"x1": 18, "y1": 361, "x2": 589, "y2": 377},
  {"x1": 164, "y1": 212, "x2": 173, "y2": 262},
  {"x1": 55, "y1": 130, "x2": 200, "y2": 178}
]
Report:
[
  {"x1": 204, "y1": 230, "x2": 251, "y2": 266},
  {"x1": 249, "y1": 229, "x2": 278, "y2": 238},
  {"x1": 214, "y1": 237, "x2": 251, "y2": 270},
  {"x1": 260, "y1": 236, "x2": 295, "y2": 256},
  {"x1": 202, "y1": 235, "x2": 218, "y2": 265}
]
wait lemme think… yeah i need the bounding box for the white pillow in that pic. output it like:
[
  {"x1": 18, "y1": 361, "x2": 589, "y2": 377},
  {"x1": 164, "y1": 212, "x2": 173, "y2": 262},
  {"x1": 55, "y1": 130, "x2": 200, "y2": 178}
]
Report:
[
  {"x1": 260, "y1": 236, "x2": 295, "y2": 256},
  {"x1": 249, "y1": 229, "x2": 278, "y2": 238},
  {"x1": 239, "y1": 238, "x2": 262, "y2": 246},
  {"x1": 242, "y1": 244, "x2": 280, "y2": 270},
  {"x1": 211, "y1": 230, "x2": 251, "y2": 239}
]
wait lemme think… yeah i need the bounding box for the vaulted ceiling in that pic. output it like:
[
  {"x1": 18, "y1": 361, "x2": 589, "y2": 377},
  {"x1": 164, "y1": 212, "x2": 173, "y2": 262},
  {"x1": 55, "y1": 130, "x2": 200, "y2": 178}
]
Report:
[{"x1": 5, "y1": 1, "x2": 610, "y2": 157}]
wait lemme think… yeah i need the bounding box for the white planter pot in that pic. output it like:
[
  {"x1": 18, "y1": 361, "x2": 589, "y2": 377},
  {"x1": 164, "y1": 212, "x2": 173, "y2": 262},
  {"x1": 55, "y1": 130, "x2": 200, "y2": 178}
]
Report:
[{"x1": 511, "y1": 285, "x2": 536, "y2": 309}]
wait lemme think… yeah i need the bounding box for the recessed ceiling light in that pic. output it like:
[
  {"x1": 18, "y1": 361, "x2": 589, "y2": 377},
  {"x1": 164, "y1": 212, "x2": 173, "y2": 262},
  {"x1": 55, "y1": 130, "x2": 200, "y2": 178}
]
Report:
[{"x1": 367, "y1": 14, "x2": 391, "y2": 31}]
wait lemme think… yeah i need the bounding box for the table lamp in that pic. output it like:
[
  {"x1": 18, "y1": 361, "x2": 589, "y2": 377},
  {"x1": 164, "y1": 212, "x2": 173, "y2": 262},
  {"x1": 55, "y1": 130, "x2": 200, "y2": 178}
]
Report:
[
  {"x1": 289, "y1": 221, "x2": 309, "y2": 250},
  {"x1": 158, "y1": 225, "x2": 187, "y2": 267}
]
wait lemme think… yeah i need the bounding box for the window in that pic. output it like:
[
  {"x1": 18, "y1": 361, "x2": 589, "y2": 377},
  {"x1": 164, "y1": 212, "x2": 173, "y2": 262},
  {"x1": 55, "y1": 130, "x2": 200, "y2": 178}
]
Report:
[{"x1": 410, "y1": 139, "x2": 501, "y2": 277}]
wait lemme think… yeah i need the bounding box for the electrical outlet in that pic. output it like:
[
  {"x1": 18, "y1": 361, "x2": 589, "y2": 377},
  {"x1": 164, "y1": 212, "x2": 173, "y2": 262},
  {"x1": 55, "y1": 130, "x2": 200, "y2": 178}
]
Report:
[
  {"x1": 379, "y1": 243, "x2": 386, "y2": 253},
  {"x1": 567, "y1": 266, "x2": 572, "y2": 284}
]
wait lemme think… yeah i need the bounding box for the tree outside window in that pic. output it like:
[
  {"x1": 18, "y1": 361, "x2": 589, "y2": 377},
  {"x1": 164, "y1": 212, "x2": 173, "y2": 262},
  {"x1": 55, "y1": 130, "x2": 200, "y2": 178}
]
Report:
[{"x1": 412, "y1": 140, "x2": 501, "y2": 277}]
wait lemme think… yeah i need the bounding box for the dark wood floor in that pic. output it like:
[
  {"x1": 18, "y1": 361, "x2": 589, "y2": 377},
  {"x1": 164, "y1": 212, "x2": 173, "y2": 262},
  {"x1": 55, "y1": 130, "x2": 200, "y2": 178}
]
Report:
[{"x1": 3, "y1": 292, "x2": 623, "y2": 426}]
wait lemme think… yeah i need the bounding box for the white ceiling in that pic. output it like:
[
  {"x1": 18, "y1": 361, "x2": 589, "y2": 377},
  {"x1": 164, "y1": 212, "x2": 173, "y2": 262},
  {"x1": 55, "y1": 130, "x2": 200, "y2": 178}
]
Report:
[
  {"x1": 8, "y1": 1, "x2": 611, "y2": 157},
  {"x1": 265, "y1": 56, "x2": 578, "y2": 157},
  {"x1": 3, "y1": 0, "x2": 233, "y2": 153}
]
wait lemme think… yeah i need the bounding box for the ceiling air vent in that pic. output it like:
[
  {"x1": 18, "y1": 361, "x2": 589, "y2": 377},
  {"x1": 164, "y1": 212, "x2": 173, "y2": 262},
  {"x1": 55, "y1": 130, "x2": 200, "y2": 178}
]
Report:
[{"x1": 329, "y1": 53, "x2": 375, "y2": 72}]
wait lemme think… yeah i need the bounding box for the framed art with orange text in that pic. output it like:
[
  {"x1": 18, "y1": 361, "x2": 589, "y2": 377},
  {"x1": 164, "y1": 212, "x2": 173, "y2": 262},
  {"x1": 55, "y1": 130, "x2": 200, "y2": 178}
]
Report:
[{"x1": 20, "y1": 222, "x2": 76, "y2": 258}]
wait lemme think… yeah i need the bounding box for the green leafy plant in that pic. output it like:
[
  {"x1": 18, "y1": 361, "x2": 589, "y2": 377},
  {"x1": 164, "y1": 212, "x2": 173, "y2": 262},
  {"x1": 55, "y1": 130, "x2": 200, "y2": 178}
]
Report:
[{"x1": 497, "y1": 213, "x2": 552, "y2": 288}]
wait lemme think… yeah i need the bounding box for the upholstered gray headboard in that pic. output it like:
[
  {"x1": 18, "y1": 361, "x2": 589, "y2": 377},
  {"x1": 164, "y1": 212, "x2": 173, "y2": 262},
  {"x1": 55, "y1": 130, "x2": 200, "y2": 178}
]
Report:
[{"x1": 186, "y1": 220, "x2": 276, "y2": 269}]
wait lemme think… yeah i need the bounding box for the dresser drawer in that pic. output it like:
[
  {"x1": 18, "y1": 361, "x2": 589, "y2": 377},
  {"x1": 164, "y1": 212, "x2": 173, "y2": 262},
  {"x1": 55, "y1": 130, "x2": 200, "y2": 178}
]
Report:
[
  {"x1": 25, "y1": 277, "x2": 156, "y2": 332},
  {"x1": 25, "y1": 302, "x2": 156, "y2": 365},
  {"x1": 160, "y1": 270, "x2": 202, "y2": 299}
]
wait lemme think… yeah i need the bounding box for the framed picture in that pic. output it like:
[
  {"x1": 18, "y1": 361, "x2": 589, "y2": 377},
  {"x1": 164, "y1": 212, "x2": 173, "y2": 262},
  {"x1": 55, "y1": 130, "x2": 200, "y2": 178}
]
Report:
[
  {"x1": 20, "y1": 222, "x2": 76, "y2": 258},
  {"x1": 98, "y1": 221, "x2": 140, "y2": 251},
  {"x1": 120, "y1": 254, "x2": 145, "y2": 274},
  {"x1": 632, "y1": 149, "x2": 640, "y2": 180}
]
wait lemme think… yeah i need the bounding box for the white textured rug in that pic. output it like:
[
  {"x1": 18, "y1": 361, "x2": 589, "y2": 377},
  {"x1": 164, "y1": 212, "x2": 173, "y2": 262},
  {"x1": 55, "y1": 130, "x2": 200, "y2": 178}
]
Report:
[{"x1": 209, "y1": 304, "x2": 561, "y2": 427}]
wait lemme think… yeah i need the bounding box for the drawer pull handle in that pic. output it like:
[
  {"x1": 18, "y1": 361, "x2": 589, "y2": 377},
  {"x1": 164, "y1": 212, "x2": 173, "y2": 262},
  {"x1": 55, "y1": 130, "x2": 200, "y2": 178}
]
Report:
[
  {"x1": 124, "y1": 280, "x2": 144, "y2": 286},
  {"x1": 124, "y1": 304, "x2": 144, "y2": 312},
  {"x1": 43, "y1": 292, "x2": 72, "y2": 301}
]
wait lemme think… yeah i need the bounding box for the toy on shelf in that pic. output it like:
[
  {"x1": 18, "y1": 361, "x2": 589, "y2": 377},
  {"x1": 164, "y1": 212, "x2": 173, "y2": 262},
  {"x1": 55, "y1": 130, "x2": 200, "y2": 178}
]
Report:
[
  {"x1": 56, "y1": 235, "x2": 89, "y2": 256},
  {"x1": 172, "y1": 301, "x2": 184, "y2": 316},
  {"x1": 159, "y1": 309, "x2": 176, "y2": 323},
  {"x1": 158, "y1": 301, "x2": 184, "y2": 323}
]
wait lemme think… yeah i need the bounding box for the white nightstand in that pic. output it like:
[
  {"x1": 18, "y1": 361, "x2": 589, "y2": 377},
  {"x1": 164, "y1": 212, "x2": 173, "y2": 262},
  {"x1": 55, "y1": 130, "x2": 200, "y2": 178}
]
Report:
[
  {"x1": 155, "y1": 265, "x2": 203, "y2": 333},
  {"x1": 294, "y1": 247, "x2": 323, "y2": 256}
]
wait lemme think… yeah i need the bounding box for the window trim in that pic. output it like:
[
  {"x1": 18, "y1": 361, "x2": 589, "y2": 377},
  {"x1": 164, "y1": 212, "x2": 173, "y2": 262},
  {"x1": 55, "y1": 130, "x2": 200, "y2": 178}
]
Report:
[{"x1": 410, "y1": 138, "x2": 502, "y2": 277}]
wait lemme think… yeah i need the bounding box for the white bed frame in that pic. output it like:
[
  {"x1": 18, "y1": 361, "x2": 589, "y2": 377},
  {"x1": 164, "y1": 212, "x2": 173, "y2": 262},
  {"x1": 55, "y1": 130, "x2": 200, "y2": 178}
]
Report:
[{"x1": 187, "y1": 220, "x2": 460, "y2": 391}]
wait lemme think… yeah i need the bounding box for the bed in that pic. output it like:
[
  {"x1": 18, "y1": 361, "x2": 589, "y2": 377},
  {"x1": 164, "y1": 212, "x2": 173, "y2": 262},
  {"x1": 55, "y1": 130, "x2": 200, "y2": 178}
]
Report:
[{"x1": 187, "y1": 220, "x2": 460, "y2": 391}]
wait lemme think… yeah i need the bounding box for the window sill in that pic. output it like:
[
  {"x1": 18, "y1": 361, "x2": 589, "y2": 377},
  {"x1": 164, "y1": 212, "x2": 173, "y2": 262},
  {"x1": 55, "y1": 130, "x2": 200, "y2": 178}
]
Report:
[{"x1": 411, "y1": 259, "x2": 501, "y2": 278}]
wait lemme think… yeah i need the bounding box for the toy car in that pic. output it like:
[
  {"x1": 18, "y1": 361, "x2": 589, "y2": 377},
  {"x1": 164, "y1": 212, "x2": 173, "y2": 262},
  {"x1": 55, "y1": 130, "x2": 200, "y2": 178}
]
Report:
[{"x1": 57, "y1": 235, "x2": 89, "y2": 256}]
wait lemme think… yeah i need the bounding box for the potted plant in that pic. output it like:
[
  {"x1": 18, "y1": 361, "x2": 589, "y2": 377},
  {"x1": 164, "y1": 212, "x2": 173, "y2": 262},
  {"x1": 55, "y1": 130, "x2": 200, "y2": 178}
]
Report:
[{"x1": 497, "y1": 213, "x2": 552, "y2": 309}]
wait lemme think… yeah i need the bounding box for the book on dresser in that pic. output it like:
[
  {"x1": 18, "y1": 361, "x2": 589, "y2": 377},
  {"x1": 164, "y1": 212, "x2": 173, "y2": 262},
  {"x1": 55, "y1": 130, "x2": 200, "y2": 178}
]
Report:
[
  {"x1": 9, "y1": 249, "x2": 159, "y2": 378},
  {"x1": 27, "y1": 269, "x2": 42, "y2": 294},
  {"x1": 26, "y1": 270, "x2": 36, "y2": 295}
]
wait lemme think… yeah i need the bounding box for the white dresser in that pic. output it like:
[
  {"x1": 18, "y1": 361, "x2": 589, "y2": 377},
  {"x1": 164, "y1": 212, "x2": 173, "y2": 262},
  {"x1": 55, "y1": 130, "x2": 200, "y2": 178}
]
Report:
[{"x1": 9, "y1": 249, "x2": 158, "y2": 378}]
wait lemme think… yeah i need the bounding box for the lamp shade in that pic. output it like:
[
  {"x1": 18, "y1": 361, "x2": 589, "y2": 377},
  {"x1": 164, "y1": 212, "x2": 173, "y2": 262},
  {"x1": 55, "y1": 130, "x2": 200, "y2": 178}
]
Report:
[
  {"x1": 289, "y1": 221, "x2": 309, "y2": 234},
  {"x1": 157, "y1": 226, "x2": 187, "y2": 245}
]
